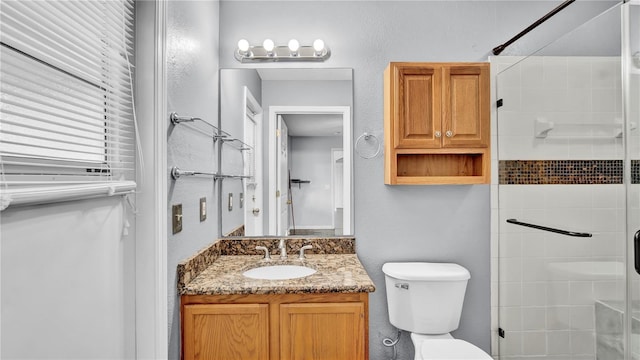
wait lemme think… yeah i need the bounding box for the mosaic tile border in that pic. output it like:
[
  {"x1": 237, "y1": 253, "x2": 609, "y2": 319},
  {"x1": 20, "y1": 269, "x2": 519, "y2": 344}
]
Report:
[{"x1": 499, "y1": 160, "x2": 624, "y2": 185}]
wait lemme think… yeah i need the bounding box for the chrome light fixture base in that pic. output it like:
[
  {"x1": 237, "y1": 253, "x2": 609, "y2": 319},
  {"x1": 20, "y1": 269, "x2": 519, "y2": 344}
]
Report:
[{"x1": 235, "y1": 44, "x2": 330, "y2": 63}]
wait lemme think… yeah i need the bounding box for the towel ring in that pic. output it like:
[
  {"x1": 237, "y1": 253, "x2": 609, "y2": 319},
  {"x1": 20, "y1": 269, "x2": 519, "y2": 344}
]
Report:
[{"x1": 355, "y1": 132, "x2": 381, "y2": 159}]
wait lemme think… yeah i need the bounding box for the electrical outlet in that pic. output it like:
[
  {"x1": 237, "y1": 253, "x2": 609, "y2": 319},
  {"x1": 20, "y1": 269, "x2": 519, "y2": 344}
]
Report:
[
  {"x1": 172, "y1": 204, "x2": 183, "y2": 234},
  {"x1": 200, "y1": 197, "x2": 207, "y2": 222}
]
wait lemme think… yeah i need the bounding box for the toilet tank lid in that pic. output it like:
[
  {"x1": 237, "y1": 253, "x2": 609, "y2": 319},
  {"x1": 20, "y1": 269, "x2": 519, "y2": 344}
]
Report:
[{"x1": 382, "y1": 262, "x2": 470, "y2": 281}]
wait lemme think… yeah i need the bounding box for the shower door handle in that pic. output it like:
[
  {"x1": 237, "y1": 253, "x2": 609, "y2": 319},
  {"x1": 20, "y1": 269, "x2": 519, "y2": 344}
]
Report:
[{"x1": 635, "y1": 230, "x2": 640, "y2": 275}]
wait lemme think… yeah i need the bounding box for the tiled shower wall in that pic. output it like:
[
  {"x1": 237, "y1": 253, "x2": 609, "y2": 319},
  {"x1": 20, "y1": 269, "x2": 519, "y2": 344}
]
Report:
[{"x1": 491, "y1": 56, "x2": 627, "y2": 359}]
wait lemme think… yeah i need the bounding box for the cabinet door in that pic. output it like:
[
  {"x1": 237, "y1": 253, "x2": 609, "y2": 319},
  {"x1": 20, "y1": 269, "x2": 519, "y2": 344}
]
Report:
[
  {"x1": 442, "y1": 64, "x2": 490, "y2": 148},
  {"x1": 280, "y1": 302, "x2": 365, "y2": 360},
  {"x1": 183, "y1": 303, "x2": 269, "y2": 360},
  {"x1": 392, "y1": 64, "x2": 442, "y2": 149}
]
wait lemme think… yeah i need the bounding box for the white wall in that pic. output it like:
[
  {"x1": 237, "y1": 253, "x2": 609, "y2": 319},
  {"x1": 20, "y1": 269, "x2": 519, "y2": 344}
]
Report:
[
  {"x1": 166, "y1": 1, "x2": 220, "y2": 359},
  {"x1": 289, "y1": 136, "x2": 343, "y2": 229},
  {"x1": 1, "y1": 197, "x2": 135, "y2": 359}
]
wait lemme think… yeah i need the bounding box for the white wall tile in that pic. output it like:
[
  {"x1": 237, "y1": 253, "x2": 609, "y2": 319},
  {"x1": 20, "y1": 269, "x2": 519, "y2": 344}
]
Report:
[
  {"x1": 547, "y1": 330, "x2": 571, "y2": 354},
  {"x1": 547, "y1": 306, "x2": 570, "y2": 330},
  {"x1": 547, "y1": 282, "x2": 570, "y2": 306},
  {"x1": 522, "y1": 331, "x2": 546, "y2": 355},
  {"x1": 568, "y1": 59, "x2": 593, "y2": 89},
  {"x1": 570, "y1": 305, "x2": 595, "y2": 330},
  {"x1": 542, "y1": 57, "x2": 568, "y2": 89},
  {"x1": 569, "y1": 281, "x2": 594, "y2": 306},
  {"x1": 500, "y1": 258, "x2": 523, "y2": 282},
  {"x1": 570, "y1": 330, "x2": 595, "y2": 355},
  {"x1": 522, "y1": 307, "x2": 547, "y2": 330},
  {"x1": 522, "y1": 283, "x2": 548, "y2": 307},
  {"x1": 500, "y1": 307, "x2": 523, "y2": 331},
  {"x1": 500, "y1": 332, "x2": 523, "y2": 356}
]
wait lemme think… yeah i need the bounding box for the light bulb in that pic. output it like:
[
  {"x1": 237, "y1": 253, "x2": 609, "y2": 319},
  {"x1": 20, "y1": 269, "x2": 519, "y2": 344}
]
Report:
[
  {"x1": 263, "y1": 39, "x2": 275, "y2": 52},
  {"x1": 313, "y1": 39, "x2": 325, "y2": 52},
  {"x1": 237, "y1": 39, "x2": 250, "y2": 52},
  {"x1": 288, "y1": 39, "x2": 300, "y2": 52}
]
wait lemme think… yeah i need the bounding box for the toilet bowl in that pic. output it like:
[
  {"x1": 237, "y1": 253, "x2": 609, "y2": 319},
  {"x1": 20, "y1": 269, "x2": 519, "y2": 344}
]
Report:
[
  {"x1": 411, "y1": 334, "x2": 491, "y2": 360},
  {"x1": 382, "y1": 262, "x2": 491, "y2": 360}
]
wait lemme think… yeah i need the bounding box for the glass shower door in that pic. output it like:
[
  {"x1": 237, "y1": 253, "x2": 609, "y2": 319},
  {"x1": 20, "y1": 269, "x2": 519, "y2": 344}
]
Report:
[{"x1": 495, "y1": 3, "x2": 629, "y2": 359}]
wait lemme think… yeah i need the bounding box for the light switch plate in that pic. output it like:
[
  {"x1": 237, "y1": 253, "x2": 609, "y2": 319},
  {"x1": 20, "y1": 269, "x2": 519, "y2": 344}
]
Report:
[
  {"x1": 172, "y1": 204, "x2": 183, "y2": 234},
  {"x1": 200, "y1": 197, "x2": 206, "y2": 222}
]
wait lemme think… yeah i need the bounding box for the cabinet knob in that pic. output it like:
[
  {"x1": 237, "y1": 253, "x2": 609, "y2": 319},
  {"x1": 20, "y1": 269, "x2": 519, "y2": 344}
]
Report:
[
  {"x1": 434, "y1": 131, "x2": 441, "y2": 138},
  {"x1": 445, "y1": 130, "x2": 453, "y2": 138}
]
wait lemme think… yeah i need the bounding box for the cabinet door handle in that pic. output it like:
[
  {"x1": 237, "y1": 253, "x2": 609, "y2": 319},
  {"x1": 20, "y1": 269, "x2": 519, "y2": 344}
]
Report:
[
  {"x1": 434, "y1": 131, "x2": 442, "y2": 138},
  {"x1": 445, "y1": 130, "x2": 453, "y2": 138}
]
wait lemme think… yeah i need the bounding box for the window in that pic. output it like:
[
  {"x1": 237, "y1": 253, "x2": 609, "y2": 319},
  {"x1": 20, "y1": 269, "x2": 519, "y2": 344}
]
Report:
[{"x1": 0, "y1": 0, "x2": 136, "y2": 208}]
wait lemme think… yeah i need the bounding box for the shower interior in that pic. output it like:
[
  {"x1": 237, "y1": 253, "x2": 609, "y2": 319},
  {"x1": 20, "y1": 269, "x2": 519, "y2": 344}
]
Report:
[{"x1": 494, "y1": 1, "x2": 639, "y2": 359}]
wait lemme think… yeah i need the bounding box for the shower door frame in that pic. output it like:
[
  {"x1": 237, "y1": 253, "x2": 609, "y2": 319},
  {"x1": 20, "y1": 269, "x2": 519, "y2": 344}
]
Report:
[{"x1": 623, "y1": 2, "x2": 639, "y2": 359}]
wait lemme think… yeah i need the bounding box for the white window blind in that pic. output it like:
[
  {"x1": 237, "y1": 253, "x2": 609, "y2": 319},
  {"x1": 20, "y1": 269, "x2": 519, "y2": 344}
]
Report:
[{"x1": 0, "y1": 0, "x2": 136, "y2": 208}]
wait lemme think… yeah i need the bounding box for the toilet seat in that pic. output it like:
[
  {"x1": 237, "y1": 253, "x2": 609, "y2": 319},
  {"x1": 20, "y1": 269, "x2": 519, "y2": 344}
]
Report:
[{"x1": 414, "y1": 339, "x2": 492, "y2": 360}]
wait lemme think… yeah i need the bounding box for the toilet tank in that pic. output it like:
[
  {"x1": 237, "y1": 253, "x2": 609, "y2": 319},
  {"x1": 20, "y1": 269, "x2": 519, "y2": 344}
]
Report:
[{"x1": 382, "y1": 262, "x2": 470, "y2": 334}]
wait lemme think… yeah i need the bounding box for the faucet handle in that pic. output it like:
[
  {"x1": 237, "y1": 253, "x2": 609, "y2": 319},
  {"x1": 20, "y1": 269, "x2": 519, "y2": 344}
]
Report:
[
  {"x1": 298, "y1": 245, "x2": 313, "y2": 260},
  {"x1": 255, "y1": 246, "x2": 271, "y2": 261}
]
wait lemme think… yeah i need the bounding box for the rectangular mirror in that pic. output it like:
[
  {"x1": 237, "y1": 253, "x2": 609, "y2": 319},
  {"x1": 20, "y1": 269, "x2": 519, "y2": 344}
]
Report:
[{"x1": 219, "y1": 68, "x2": 353, "y2": 237}]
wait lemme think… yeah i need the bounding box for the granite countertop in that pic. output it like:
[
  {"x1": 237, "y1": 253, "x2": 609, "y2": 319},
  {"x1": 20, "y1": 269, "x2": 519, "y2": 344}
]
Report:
[{"x1": 181, "y1": 253, "x2": 375, "y2": 296}]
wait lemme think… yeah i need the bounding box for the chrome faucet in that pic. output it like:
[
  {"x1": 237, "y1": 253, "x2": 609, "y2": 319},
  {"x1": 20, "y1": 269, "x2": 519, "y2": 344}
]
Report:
[
  {"x1": 278, "y1": 238, "x2": 287, "y2": 259},
  {"x1": 298, "y1": 245, "x2": 313, "y2": 260}
]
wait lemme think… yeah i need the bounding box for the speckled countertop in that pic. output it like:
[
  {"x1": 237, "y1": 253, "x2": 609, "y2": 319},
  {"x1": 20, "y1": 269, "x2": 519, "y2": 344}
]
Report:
[
  {"x1": 178, "y1": 238, "x2": 375, "y2": 296},
  {"x1": 181, "y1": 254, "x2": 375, "y2": 295}
]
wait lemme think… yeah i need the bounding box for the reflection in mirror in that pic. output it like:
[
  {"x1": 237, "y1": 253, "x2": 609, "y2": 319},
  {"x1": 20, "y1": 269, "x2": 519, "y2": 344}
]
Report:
[{"x1": 219, "y1": 68, "x2": 353, "y2": 237}]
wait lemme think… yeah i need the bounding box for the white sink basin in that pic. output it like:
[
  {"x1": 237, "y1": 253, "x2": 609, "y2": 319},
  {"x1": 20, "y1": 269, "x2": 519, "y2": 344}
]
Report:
[{"x1": 242, "y1": 265, "x2": 316, "y2": 280}]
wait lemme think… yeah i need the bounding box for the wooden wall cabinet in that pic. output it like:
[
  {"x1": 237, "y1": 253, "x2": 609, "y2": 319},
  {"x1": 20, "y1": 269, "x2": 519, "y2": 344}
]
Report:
[
  {"x1": 182, "y1": 293, "x2": 368, "y2": 360},
  {"x1": 384, "y1": 62, "x2": 490, "y2": 185}
]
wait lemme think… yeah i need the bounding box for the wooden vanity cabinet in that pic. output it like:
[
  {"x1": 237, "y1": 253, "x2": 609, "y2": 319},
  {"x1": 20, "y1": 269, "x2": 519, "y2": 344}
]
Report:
[
  {"x1": 182, "y1": 293, "x2": 369, "y2": 360},
  {"x1": 384, "y1": 62, "x2": 490, "y2": 185},
  {"x1": 182, "y1": 303, "x2": 269, "y2": 360}
]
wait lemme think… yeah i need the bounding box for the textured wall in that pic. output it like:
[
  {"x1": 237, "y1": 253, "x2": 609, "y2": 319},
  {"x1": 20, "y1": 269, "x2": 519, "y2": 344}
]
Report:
[
  {"x1": 218, "y1": 1, "x2": 619, "y2": 358},
  {"x1": 1, "y1": 198, "x2": 135, "y2": 359},
  {"x1": 219, "y1": 69, "x2": 262, "y2": 235},
  {"x1": 166, "y1": 1, "x2": 220, "y2": 359}
]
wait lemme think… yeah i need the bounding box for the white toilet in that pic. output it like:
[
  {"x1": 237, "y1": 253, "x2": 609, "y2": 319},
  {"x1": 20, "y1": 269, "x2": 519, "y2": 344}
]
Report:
[{"x1": 382, "y1": 262, "x2": 492, "y2": 360}]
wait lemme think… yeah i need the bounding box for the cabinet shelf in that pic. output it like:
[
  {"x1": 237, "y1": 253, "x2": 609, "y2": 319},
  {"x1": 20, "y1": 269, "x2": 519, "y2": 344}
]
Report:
[{"x1": 393, "y1": 149, "x2": 489, "y2": 185}]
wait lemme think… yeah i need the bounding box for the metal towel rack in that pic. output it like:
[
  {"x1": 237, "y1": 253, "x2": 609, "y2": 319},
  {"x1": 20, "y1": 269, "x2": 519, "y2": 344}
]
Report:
[
  {"x1": 170, "y1": 112, "x2": 252, "y2": 150},
  {"x1": 170, "y1": 167, "x2": 252, "y2": 181},
  {"x1": 506, "y1": 218, "x2": 592, "y2": 238}
]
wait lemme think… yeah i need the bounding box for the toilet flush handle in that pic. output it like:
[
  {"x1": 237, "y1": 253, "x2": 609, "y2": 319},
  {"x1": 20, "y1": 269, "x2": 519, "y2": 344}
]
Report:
[{"x1": 395, "y1": 283, "x2": 409, "y2": 290}]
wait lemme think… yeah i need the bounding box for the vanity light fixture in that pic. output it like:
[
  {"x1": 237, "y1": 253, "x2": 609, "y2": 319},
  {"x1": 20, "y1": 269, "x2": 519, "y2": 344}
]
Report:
[
  {"x1": 288, "y1": 39, "x2": 300, "y2": 56},
  {"x1": 234, "y1": 38, "x2": 330, "y2": 63}
]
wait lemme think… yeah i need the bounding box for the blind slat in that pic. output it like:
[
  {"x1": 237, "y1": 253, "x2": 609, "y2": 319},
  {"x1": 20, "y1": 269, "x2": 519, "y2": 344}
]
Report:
[
  {"x1": 1, "y1": 116, "x2": 135, "y2": 143},
  {"x1": 0, "y1": 0, "x2": 136, "y2": 193}
]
